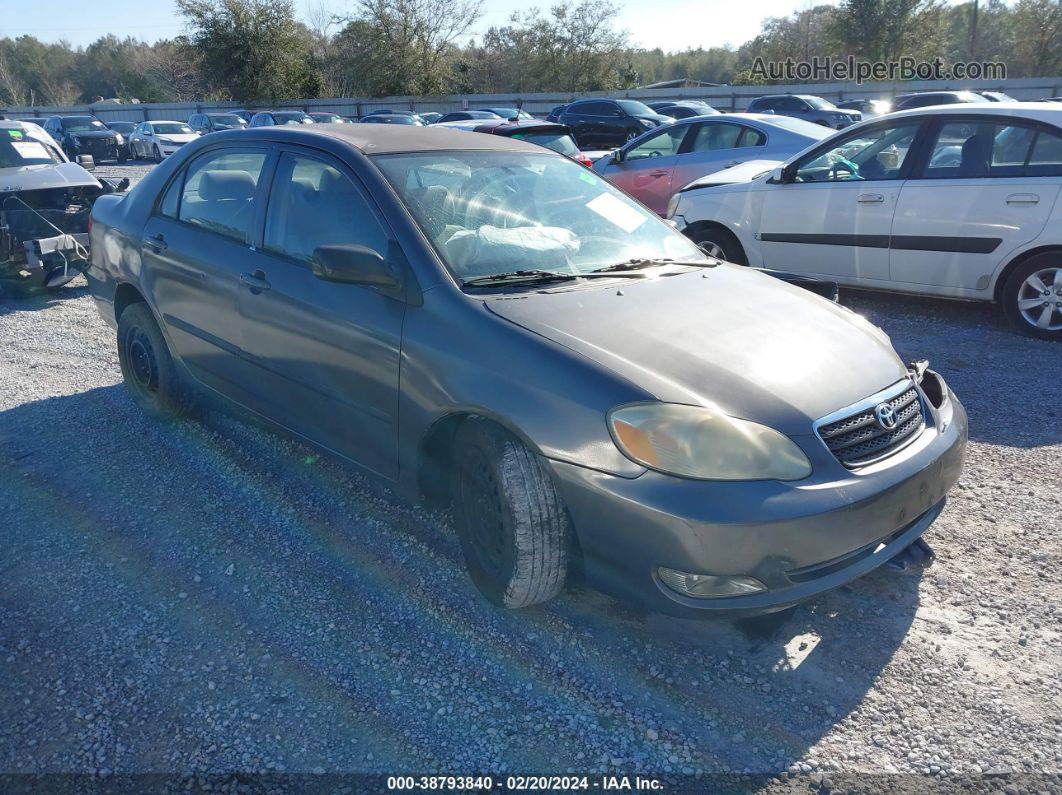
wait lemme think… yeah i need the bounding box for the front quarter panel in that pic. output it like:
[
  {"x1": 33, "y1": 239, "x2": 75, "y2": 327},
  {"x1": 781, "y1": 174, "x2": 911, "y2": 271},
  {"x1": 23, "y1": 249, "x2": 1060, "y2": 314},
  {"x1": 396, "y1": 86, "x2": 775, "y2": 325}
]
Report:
[
  {"x1": 677, "y1": 182, "x2": 768, "y2": 265},
  {"x1": 398, "y1": 285, "x2": 653, "y2": 495}
]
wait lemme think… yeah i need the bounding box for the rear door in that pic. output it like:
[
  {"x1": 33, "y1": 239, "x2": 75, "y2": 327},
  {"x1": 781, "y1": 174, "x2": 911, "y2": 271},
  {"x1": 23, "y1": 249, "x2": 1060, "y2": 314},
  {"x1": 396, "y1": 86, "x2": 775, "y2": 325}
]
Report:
[
  {"x1": 889, "y1": 116, "x2": 1062, "y2": 291},
  {"x1": 671, "y1": 121, "x2": 767, "y2": 192},
  {"x1": 605, "y1": 124, "x2": 691, "y2": 214},
  {"x1": 140, "y1": 145, "x2": 270, "y2": 398},
  {"x1": 236, "y1": 147, "x2": 405, "y2": 478}
]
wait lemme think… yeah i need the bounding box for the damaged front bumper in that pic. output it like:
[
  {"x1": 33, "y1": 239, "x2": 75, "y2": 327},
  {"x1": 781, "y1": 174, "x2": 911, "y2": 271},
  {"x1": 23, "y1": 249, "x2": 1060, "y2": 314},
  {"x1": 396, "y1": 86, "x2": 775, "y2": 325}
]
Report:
[{"x1": 1, "y1": 227, "x2": 91, "y2": 291}]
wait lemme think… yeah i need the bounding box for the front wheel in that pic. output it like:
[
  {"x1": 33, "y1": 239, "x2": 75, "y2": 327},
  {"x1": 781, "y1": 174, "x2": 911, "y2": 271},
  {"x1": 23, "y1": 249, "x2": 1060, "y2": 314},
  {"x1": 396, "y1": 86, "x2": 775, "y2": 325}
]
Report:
[
  {"x1": 625, "y1": 128, "x2": 641, "y2": 143},
  {"x1": 1001, "y1": 253, "x2": 1062, "y2": 340},
  {"x1": 451, "y1": 419, "x2": 571, "y2": 608},
  {"x1": 117, "y1": 303, "x2": 195, "y2": 419},
  {"x1": 688, "y1": 226, "x2": 747, "y2": 265},
  {"x1": 153, "y1": 144, "x2": 162, "y2": 163}
]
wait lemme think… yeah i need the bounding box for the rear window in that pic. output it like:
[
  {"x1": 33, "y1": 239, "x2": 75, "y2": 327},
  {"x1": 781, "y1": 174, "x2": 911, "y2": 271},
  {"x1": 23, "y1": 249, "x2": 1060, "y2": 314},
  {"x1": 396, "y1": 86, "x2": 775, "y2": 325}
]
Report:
[
  {"x1": 275, "y1": 113, "x2": 312, "y2": 124},
  {"x1": 511, "y1": 131, "x2": 579, "y2": 156},
  {"x1": 616, "y1": 100, "x2": 653, "y2": 116}
]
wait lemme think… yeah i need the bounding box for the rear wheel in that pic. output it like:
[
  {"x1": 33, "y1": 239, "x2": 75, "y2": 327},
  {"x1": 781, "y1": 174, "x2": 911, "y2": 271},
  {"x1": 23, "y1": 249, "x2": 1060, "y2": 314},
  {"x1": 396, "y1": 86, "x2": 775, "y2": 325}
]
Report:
[
  {"x1": 117, "y1": 303, "x2": 195, "y2": 419},
  {"x1": 450, "y1": 418, "x2": 570, "y2": 608},
  {"x1": 688, "y1": 225, "x2": 747, "y2": 265},
  {"x1": 1002, "y1": 253, "x2": 1062, "y2": 340}
]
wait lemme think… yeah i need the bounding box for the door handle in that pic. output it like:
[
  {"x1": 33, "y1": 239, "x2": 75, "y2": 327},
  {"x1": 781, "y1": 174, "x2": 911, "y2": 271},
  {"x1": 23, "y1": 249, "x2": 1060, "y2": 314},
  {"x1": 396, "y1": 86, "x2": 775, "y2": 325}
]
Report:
[
  {"x1": 857, "y1": 194, "x2": 885, "y2": 203},
  {"x1": 143, "y1": 234, "x2": 167, "y2": 253},
  {"x1": 240, "y1": 270, "x2": 271, "y2": 292},
  {"x1": 649, "y1": 169, "x2": 669, "y2": 177},
  {"x1": 1006, "y1": 193, "x2": 1039, "y2": 205}
]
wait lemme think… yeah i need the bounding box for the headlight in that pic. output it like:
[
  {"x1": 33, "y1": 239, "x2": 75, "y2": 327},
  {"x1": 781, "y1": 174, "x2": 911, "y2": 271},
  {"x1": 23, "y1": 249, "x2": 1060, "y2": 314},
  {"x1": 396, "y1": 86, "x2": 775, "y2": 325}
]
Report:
[
  {"x1": 666, "y1": 192, "x2": 681, "y2": 219},
  {"x1": 638, "y1": 117, "x2": 655, "y2": 127},
  {"x1": 608, "y1": 403, "x2": 812, "y2": 481},
  {"x1": 158, "y1": 138, "x2": 174, "y2": 145},
  {"x1": 113, "y1": 134, "x2": 124, "y2": 143}
]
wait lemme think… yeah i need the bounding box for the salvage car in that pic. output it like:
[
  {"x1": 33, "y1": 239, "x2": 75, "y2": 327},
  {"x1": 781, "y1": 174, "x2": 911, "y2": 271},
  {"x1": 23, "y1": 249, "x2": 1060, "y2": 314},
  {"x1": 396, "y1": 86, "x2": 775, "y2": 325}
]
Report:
[
  {"x1": 42, "y1": 115, "x2": 127, "y2": 164},
  {"x1": 745, "y1": 95, "x2": 861, "y2": 129},
  {"x1": 86, "y1": 125, "x2": 966, "y2": 617},
  {"x1": 668, "y1": 103, "x2": 1062, "y2": 340},
  {"x1": 1, "y1": 120, "x2": 127, "y2": 294},
  {"x1": 128, "y1": 120, "x2": 200, "y2": 162},
  {"x1": 559, "y1": 99, "x2": 672, "y2": 148},
  {"x1": 594, "y1": 113, "x2": 832, "y2": 215}
]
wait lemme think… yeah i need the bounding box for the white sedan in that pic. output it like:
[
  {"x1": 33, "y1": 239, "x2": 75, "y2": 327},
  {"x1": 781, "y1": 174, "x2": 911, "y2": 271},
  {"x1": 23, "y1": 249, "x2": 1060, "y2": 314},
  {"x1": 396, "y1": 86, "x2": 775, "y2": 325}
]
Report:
[
  {"x1": 669, "y1": 102, "x2": 1062, "y2": 340},
  {"x1": 129, "y1": 121, "x2": 200, "y2": 162}
]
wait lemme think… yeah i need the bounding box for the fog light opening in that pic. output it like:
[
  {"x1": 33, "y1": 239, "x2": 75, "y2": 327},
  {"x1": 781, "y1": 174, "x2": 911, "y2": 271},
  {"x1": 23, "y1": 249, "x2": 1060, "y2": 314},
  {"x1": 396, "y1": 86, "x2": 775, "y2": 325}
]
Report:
[
  {"x1": 657, "y1": 567, "x2": 766, "y2": 599},
  {"x1": 920, "y1": 370, "x2": 948, "y2": 409}
]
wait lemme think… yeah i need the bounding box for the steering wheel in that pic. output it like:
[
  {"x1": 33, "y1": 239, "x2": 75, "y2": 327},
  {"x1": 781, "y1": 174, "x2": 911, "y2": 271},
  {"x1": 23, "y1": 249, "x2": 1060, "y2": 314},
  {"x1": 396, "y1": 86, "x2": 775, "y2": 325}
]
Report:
[{"x1": 829, "y1": 161, "x2": 861, "y2": 180}]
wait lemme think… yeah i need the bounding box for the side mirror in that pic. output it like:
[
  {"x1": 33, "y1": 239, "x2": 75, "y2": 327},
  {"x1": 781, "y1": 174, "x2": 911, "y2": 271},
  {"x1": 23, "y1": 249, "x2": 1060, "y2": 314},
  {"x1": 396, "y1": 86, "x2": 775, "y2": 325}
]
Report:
[
  {"x1": 312, "y1": 244, "x2": 400, "y2": 290},
  {"x1": 76, "y1": 154, "x2": 96, "y2": 171},
  {"x1": 768, "y1": 166, "x2": 789, "y2": 184}
]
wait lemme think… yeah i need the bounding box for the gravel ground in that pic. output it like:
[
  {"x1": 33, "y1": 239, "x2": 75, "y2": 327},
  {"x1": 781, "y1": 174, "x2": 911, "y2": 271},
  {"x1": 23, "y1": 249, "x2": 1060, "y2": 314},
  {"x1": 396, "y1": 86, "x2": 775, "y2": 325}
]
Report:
[{"x1": 1, "y1": 164, "x2": 1060, "y2": 789}]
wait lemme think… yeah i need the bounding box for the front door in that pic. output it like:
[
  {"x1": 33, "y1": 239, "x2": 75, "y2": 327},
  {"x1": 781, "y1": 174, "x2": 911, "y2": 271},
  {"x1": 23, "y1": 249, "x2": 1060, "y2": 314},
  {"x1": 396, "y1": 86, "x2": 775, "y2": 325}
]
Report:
[
  {"x1": 606, "y1": 125, "x2": 690, "y2": 214},
  {"x1": 890, "y1": 117, "x2": 1062, "y2": 290},
  {"x1": 141, "y1": 146, "x2": 269, "y2": 397},
  {"x1": 671, "y1": 121, "x2": 768, "y2": 197},
  {"x1": 236, "y1": 148, "x2": 405, "y2": 478},
  {"x1": 757, "y1": 119, "x2": 924, "y2": 283}
]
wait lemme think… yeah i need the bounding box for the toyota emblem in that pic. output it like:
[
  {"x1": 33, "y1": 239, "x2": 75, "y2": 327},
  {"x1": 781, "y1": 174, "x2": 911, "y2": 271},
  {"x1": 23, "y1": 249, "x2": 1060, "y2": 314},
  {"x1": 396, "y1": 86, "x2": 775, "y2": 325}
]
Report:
[{"x1": 874, "y1": 402, "x2": 899, "y2": 430}]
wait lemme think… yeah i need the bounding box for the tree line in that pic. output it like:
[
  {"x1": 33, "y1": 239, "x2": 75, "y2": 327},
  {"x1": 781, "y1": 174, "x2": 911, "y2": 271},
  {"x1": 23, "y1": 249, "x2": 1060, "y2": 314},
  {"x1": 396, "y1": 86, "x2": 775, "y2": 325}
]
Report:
[{"x1": 1, "y1": 0, "x2": 1060, "y2": 107}]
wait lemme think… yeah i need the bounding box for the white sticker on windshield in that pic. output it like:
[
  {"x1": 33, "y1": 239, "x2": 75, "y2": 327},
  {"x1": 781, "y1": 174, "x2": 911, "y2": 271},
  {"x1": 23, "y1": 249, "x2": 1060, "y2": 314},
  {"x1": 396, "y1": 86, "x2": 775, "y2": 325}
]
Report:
[
  {"x1": 11, "y1": 141, "x2": 50, "y2": 160},
  {"x1": 586, "y1": 191, "x2": 647, "y2": 233}
]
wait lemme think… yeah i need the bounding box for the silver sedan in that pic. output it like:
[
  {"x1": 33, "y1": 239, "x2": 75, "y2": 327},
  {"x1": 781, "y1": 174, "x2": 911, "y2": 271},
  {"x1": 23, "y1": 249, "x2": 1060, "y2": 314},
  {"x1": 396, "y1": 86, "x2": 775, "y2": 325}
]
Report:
[{"x1": 594, "y1": 114, "x2": 834, "y2": 215}]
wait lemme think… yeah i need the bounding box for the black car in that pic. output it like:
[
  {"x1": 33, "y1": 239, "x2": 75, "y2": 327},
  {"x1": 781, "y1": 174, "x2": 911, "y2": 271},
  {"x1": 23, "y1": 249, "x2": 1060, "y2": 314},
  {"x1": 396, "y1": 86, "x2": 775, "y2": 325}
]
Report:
[
  {"x1": 359, "y1": 114, "x2": 423, "y2": 125},
  {"x1": 188, "y1": 113, "x2": 248, "y2": 133},
  {"x1": 43, "y1": 115, "x2": 127, "y2": 163},
  {"x1": 558, "y1": 99, "x2": 671, "y2": 148},
  {"x1": 892, "y1": 91, "x2": 985, "y2": 111},
  {"x1": 105, "y1": 121, "x2": 137, "y2": 159},
  {"x1": 470, "y1": 120, "x2": 593, "y2": 167},
  {"x1": 435, "y1": 111, "x2": 502, "y2": 123},
  {"x1": 745, "y1": 95, "x2": 861, "y2": 129},
  {"x1": 648, "y1": 100, "x2": 719, "y2": 119},
  {"x1": 248, "y1": 110, "x2": 315, "y2": 127}
]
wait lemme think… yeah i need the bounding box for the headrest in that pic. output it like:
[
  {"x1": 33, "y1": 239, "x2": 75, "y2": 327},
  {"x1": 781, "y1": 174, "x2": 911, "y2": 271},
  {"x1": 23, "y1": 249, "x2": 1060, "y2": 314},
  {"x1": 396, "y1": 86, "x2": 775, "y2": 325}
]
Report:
[{"x1": 200, "y1": 170, "x2": 256, "y2": 201}]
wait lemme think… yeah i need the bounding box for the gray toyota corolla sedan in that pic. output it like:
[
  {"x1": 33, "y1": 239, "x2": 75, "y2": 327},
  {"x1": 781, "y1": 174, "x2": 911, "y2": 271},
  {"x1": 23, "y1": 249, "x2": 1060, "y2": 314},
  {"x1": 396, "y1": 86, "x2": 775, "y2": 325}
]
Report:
[{"x1": 86, "y1": 125, "x2": 967, "y2": 617}]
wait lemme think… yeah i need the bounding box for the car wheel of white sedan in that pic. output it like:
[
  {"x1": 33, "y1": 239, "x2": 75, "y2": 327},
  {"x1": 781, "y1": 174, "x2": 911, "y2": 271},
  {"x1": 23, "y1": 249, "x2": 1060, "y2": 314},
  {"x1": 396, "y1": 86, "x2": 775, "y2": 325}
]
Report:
[
  {"x1": 1003, "y1": 253, "x2": 1062, "y2": 340},
  {"x1": 688, "y1": 226, "x2": 747, "y2": 266}
]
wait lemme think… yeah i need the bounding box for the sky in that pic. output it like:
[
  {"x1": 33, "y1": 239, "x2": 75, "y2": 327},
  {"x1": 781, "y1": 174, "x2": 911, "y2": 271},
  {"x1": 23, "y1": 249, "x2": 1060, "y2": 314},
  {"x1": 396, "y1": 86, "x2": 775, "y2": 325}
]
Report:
[{"x1": 2, "y1": 0, "x2": 823, "y2": 53}]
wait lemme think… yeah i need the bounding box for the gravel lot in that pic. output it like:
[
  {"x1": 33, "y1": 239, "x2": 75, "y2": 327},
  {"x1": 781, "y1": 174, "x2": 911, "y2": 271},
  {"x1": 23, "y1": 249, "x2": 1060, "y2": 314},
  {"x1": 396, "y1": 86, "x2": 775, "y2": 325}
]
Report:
[{"x1": 1, "y1": 164, "x2": 1060, "y2": 789}]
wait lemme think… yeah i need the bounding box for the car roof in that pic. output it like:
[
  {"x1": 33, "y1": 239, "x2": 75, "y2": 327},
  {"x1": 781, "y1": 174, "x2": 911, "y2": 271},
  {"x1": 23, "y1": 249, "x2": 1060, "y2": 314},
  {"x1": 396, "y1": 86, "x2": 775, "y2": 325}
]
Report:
[
  {"x1": 240, "y1": 124, "x2": 548, "y2": 155},
  {"x1": 884, "y1": 101, "x2": 1062, "y2": 123}
]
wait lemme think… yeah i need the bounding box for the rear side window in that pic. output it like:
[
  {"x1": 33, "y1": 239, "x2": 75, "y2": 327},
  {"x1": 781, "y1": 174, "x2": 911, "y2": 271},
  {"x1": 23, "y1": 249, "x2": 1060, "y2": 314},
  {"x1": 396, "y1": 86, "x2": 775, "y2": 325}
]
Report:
[
  {"x1": 688, "y1": 123, "x2": 746, "y2": 152},
  {"x1": 178, "y1": 149, "x2": 267, "y2": 241},
  {"x1": 264, "y1": 152, "x2": 389, "y2": 265},
  {"x1": 922, "y1": 121, "x2": 1062, "y2": 179}
]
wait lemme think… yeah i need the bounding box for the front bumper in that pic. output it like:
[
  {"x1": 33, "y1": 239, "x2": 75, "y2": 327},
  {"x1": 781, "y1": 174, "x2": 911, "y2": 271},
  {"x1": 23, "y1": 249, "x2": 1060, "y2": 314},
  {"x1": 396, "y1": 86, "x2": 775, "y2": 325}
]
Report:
[{"x1": 549, "y1": 385, "x2": 967, "y2": 617}]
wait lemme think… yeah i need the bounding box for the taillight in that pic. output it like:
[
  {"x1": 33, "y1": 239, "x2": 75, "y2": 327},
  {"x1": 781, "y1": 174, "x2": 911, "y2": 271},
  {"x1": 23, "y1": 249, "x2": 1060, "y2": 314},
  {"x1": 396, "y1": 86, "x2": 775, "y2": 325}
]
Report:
[{"x1": 575, "y1": 152, "x2": 593, "y2": 168}]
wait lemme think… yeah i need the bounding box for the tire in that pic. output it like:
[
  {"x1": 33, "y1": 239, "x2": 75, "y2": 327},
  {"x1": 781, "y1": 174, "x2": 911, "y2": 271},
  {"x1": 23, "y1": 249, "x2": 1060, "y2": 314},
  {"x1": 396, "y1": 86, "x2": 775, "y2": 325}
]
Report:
[
  {"x1": 688, "y1": 225, "x2": 747, "y2": 265},
  {"x1": 116, "y1": 303, "x2": 195, "y2": 419},
  {"x1": 625, "y1": 128, "x2": 641, "y2": 143},
  {"x1": 450, "y1": 418, "x2": 570, "y2": 608},
  {"x1": 153, "y1": 144, "x2": 162, "y2": 164},
  {"x1": 117, "y1": 148, "x2": 127, "y2": 164},
  {"x1": 1001, "y1": 252, "x2": 1062, "y2": 340}
]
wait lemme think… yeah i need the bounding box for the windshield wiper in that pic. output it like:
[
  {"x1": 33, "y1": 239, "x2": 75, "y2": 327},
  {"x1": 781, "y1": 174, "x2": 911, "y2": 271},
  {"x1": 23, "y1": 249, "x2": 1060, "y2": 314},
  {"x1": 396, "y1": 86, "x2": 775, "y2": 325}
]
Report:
[
  {"x1": 589, "y1": 257, "x2": 718, "y2": 274},
  {"x1": 462, "y1": 268, "x2": 652, "y2": 288}
]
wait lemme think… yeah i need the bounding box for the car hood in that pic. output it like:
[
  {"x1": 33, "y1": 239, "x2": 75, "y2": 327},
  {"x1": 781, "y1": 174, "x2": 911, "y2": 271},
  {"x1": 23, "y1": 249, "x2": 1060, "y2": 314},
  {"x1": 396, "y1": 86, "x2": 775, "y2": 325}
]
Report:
[
  {"x1": 484, "y1": 265, "x2": 907, "y2": 434},
  {"x1": 157, "y1": 133, "x2": 199, "y2": 142},
  {"x1": 0, "y1": 161, "x2": 100, "y2": 192},
  {"x1": 680, "y1": 158, "x2": 782, "y2": 190},
  {"x1": 639, "y1": 113, "x2": 674, "y2": 124},
  {"x1": 66, "y1": 129, "x2": 117, "y2": 139}
]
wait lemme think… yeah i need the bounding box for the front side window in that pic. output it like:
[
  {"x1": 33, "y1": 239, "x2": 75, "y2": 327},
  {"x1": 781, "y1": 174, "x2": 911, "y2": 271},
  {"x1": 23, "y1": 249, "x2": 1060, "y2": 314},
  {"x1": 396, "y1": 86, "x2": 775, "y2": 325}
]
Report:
[
  {"x1": 794, "y1": 122, "x2": 920, "y2": 182},
  {"x1": 373, "y1": 151, "x2": 704, "y2": 281},
  {"x1": 177, "y1": 149, "x2": 266, "y2": 241},
  {"x1": 625, "y1": 126, "x2": 689, "y2": 160},
  {"x1": 264, "y1": 153, "x2": 389, "y2": 265}
]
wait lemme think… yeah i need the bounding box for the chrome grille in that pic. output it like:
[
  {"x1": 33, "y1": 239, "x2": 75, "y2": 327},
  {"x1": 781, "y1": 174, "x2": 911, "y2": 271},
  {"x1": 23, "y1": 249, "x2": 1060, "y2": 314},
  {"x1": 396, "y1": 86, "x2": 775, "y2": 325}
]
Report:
[{"x1": 817, "y1": 383, "x2": 925, "y2": 467}]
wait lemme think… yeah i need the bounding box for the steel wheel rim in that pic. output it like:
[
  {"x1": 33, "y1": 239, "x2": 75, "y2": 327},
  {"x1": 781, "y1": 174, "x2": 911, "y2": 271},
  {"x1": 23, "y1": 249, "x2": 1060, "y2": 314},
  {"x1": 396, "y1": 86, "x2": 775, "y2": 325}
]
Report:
[
  {"x1": 458, "y1": 447, "x2": 506, "y2": 576},
  {"x1": 126, "y1": 327, "x2": 159, "y2": 398},
  {"x1": 1017, "y1": 267, "x2": 1062, "y2": 331}
]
